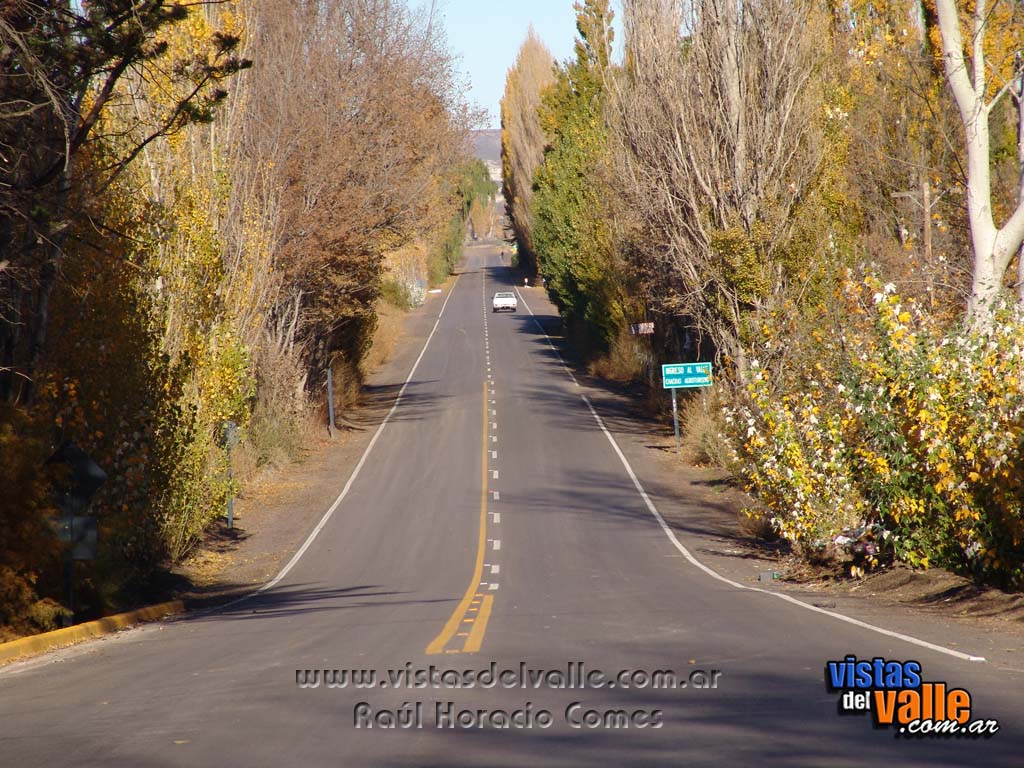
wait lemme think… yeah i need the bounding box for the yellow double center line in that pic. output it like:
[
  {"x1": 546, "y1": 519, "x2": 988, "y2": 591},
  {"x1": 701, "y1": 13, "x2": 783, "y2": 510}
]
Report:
[{"x1": 426, "y1": 380, "x2": 494, "y2": 654}]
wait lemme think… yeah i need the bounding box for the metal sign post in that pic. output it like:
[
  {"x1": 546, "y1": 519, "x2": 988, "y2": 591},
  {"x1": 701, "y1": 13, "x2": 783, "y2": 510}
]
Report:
[
  {"x1": 671, "y1": 388, "x2": 681, "y2": 453},
  {"x1": 221, "y1": 421, "x2": 240, "y2": 529},
  {"x1": 661, "y1": 363, "x2": 714, "y2": 454},
  {"x1": 327, "y1": 368, "x2": 337, "y2": 438}
]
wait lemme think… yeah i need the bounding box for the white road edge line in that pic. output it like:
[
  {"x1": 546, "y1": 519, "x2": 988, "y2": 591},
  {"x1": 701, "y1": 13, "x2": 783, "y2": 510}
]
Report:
[
  {"x1": 512, "y1": 286, "x2": 986, "y2": 664},
  {"x1": 221, "y1": 277, "x2": 462, "y2": 607}
]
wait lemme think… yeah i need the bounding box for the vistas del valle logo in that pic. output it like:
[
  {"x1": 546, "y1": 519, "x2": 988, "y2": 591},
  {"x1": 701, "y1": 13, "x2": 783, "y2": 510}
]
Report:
[{"x1": 825, "y1": 656, "x2": 999, "y2": 738}]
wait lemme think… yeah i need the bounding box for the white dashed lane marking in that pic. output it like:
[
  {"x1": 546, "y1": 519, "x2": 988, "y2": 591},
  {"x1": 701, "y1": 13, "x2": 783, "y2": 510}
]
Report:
[{"x1": 483, "y1": 256, "x2": 507, "y2": 609}]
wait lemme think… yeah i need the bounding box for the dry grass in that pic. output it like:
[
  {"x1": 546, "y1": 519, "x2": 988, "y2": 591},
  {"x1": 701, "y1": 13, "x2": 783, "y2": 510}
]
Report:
[
  {"x1": 364, "y1": 299, "x2": 405, "y2": 372},
  {"x1": 588, "y1": 329, "x2": 652, "y2": 383},
  {"x1": 233, "y1": 406, "x2": 316, "y2": 487},
  {"x1": 738, "y1": 506, "x2": 777, "y2": 540},
  {"x1": 328, "y1": 355, "x2": 363, "y2": 422},
  {"x1": 676, "y1": 390, "x2": 777, "y2": 542},
  {"x1": 231, "y1": 270, "x2": 421, "y2": 493},
  {"x1": 232, "y1": 336, "x2": 315, "y2": 486},
  {"x1": 240, "y1": 292, "x2": 407, "y2": 482},
  {"x1": 679, "y1": 388, "x2": 737, "y2": 472}
]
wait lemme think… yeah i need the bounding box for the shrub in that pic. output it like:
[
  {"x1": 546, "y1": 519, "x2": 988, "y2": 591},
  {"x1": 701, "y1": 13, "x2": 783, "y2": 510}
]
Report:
[{"x1": 730, "y1": 273, "x2": 1024, "y2": 586}]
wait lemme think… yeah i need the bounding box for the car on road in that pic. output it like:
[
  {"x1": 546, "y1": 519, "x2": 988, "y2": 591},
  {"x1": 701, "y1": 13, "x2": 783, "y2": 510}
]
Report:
[{"x1": 492, "y1": 291, "x2": 517, "y2": 313}]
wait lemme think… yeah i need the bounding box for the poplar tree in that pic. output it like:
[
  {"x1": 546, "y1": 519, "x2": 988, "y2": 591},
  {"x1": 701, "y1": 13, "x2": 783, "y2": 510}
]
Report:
[
  {"x1": 500, "y1": 27, "x2": 555, "y2": 271},
  {"x1": 532, "y1": 0, "x2": 623, "y2": 349}
]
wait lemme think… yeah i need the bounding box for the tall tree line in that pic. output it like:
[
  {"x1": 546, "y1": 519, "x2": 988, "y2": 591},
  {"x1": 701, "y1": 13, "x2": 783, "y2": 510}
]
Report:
[{"x1": 0, "y1": 0, "x2": 482, "y2": 636}]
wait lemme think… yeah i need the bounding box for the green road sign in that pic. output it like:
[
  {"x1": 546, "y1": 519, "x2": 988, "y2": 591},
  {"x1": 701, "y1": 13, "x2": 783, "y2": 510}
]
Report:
[{"x1": 662, "y1": 362, "x2": 712, "y2": 389}]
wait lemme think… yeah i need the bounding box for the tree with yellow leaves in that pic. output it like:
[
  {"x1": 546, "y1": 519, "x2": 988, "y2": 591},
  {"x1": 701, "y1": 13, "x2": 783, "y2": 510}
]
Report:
[
  {"x1": 501, "y1": 28, "x2": 556, "y2": 273},
  {"x1": 0, "y1": 1, "x2": 249, "y2": 405}
]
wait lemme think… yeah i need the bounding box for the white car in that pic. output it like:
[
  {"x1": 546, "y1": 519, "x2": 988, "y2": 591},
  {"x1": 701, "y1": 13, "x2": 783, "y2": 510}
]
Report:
[{"x1": 492, "y1": 291, "x2": 517, "y2": 313}]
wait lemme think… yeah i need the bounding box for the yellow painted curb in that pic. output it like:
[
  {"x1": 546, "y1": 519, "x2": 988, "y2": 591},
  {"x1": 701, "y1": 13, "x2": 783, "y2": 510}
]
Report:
[{"x1": 0, "y1": 600, "x2": 185, "y2": 665}]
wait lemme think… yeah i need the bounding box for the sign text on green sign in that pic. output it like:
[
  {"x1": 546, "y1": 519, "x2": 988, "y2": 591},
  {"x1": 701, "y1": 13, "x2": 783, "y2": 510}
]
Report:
[{"x1": 662, "y1": 362, "x2": 713, "y2": 389}]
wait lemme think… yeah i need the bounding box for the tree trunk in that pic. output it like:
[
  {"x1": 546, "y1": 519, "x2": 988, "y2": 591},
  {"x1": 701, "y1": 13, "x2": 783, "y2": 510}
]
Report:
[
  {"x1": 968, "y1": 246, "x2": 999, "y2": 323},
  {"x1": 935, "y1": 0, "x2": 1024, "y2": 326},
  {"x1": 719, "y1": 0, "x2": 749, "y2": 228},
  {"x1": 1017, "y1": 69, "x2": 1024, "y2": 304}
]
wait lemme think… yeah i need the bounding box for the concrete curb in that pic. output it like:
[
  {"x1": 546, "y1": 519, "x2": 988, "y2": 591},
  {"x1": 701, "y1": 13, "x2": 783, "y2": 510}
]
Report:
[{"x1": 0, "y1": 600, "x2": 185, "y2": 665}]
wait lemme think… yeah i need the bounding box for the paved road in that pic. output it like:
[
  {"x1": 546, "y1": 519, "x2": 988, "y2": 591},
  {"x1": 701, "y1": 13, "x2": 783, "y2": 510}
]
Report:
[{"x1": 2, "y1": 245, "x2": 1021, "y2": 766}]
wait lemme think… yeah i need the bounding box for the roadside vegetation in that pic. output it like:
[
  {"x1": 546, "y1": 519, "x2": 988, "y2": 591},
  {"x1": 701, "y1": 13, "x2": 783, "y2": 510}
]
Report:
[
  {"x1": 503, "y1": 0, "x2": 1024, "y2": 588},
  {"x1": 0, "y1": 0, "x2": 491, "y2": 639}
]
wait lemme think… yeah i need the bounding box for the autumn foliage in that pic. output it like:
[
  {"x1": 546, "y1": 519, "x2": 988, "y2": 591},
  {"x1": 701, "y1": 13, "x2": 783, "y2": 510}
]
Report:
[
  {"x1": 0, "y1": 0, "x2": 481, "y2": 635},
  {"x1": 507, "y1": 0, "x2": 1024, "y2": 585}
]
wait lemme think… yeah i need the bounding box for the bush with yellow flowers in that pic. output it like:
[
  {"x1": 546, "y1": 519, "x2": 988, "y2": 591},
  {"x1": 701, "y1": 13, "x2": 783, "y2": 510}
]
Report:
[{"x1": 731, "y1": 272, "x2": 1024, "y2": 587}]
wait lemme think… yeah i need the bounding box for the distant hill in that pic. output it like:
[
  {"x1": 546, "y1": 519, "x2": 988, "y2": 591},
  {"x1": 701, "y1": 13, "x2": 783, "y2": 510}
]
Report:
[
  {"x1": 471, "y1": 129, "x2": 502, "y2": 165},
  {"x1": 470, "y1": 129, "x2": 503, "y2": 189}
]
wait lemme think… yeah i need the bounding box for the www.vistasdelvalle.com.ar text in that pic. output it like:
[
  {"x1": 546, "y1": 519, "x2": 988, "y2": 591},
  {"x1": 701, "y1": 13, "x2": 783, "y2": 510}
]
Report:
[{"x1": 294, "y1": 661, "x2": 722, "y2": 691}]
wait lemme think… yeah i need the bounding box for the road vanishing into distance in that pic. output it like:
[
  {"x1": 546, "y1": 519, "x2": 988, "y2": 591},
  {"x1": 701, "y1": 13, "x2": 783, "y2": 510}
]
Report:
[{"x1": 2, "y1": 245, "x2": 1022, "y2": 766}]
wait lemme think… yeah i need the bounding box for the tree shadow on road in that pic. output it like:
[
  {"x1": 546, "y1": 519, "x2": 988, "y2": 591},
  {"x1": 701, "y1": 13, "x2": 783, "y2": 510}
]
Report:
[{"x1": 172, "y1": 582, "x2": 459, "y2": 622}]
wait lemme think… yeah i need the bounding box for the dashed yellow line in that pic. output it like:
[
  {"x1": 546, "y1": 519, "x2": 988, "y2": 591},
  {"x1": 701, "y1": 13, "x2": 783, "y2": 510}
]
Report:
[{"x1": 426, "y1": 380, "x2": 493, "y2": 654}]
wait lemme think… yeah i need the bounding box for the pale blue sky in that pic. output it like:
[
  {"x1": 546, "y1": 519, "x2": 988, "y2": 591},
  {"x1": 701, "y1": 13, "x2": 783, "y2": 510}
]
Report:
[{"x1": 426, "y1": 1, "x2": 583, "y2": 129}]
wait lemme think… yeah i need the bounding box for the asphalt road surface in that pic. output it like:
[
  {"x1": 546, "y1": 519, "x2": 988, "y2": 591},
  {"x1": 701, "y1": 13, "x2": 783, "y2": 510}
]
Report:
[{"x1": 2, "y1": 246, "x2": 1021, "y2": 766}]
